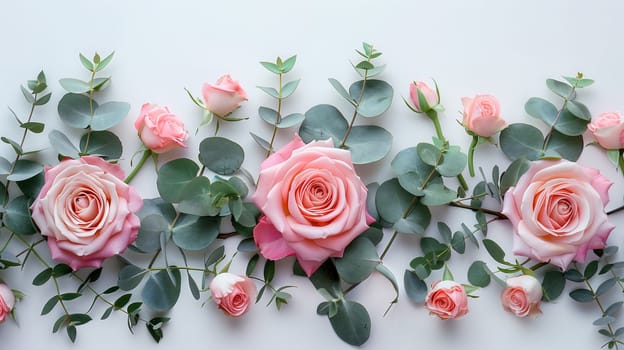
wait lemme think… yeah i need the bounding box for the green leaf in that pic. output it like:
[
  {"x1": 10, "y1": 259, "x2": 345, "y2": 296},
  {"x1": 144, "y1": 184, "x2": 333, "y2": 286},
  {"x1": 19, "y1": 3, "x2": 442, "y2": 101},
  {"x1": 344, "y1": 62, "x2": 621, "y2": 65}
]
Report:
[
  {"x1": 1, "y1": 137, "x2": 23, "y2": 155},
  {"x1": 79, "y1": 53, "x2": 94, "y2": 71},
  {"x1": 467, "y1": 261, "x2": 491, "y2": 287},
  {"x1": 308, "y1": 261, "x2": 341, "y2": 296},
  {"x1": 53, "y1": 264, "x2": 73, "y2": 277},
  {"x1": 299, "y1": 104, "x2": 348, "y2": 145},
  {"x1": 277, "y1": 113, "x2": 305, "y2": 128},
  {"x1": 499, "y1": 123, "x2": 544, "y2": 161},
  {"x1": 137, "y1": 198, "x2": 177, "y2": 222},
  {"x1": 264, "y1": 260, "x2": 275, "y2": 282},
  {"x1": 564, "y1": 269, "x2": 584, "y2": 282},
  {"x1": 546, "y1": 79, "x2": 574, "y2": 99},
  {"x1": 257, "y1": 86, "x2": 280, "y2": 99},
  {"x1": 92, "y1": 77, "x2": 110, "y2": 91},
  {"x1": 349, "y1": 79, "x2": 393, "y2": 118},
  {"x1": 249, "y1": 132, "x2": 272, "y2": 152},
  {"x1": 258, "y1": 106, "x2": 280, "y2": 126},
  {"x1": 94, "y1": 52, "x2": 115, "y2": 72},
  {"x1": 48, "y1": 130, "x2": 80, "y2": 158},
  {"x1": 7, "y1": 159, "x2": 42, "y2": 182},
  {"x1": 59, "y1": 78, "x2": 91, "y2": 93},
  {"x1": 375, "y1": 178, "x2": 430, "y2": 234},
  {"x1": 260, "y1": 61, "x2": 281, "y2": 74},
  {"x1": 569, "y1": 288, "x2": 594, "y2": 303},
  {"x1": 21, "y1": 122, "x2": 45, "y2": 133},
  {"x1": 438, "y1": 146, "x2": 467, "y2": 177},
  {"x1": 114, "y1": 294, "x2": 132, "y2": 309},
  {"x1": 67, "y1": 325, "x2": 77, "y2": 343},
  {"x1": 596, "y1": 278, "x2": 616, "y2": 297},
  {"x1": 157, "y1": 158, "x2": 199, "y2": 203},
  {"x1": 525, "y1": 97, "x2": 558, "y2": 126},
  {"x1": 142, "y1": 268, "x2": 182, "y2": 312},
  {"x1": 17, "y1": 171, "x2": 44, "y2": 200},
  {"x1": 80, "y1": 130, "x2": 123, "y2": 160},
  {"x1": 118, "y1": 265, "x2": 147, "y2": 291},
  {"x1": 246, "y1": 254, "x2": 259, "y2": 276},
  {"x1": 58, "y1": 93, "x2": 95, "y2": 129},
  {"x1": 416, "y1": 143, "x2": 440, "y2": 166},
  {"x1": 0, "y1": 156, "x2": 11, "y2": 175},
  {"x1": 543, "y1": 130, "x2": 583, "y2": 161},
  {"x1": 281, "y1": 79, "x2": 300, "y2": 98},
  {"x1": 526, "y1": 97, "x2": 588, "y2": 136},
  {"x1": 404, "y1": 269, "x2": 428, "y2": 302},
  {"x1": 33, "y1": 268, "x2": 53, "y2": 286},
  {"x1": 584, "y1": 260, "x2": 599, "y2": 279},
  {"x1": 391, "y1": 147, "x2": 443, "y2": 197},
  {"x1": 21, "y1": 85, "x2": 34, "y2": 103},
  {"x1": 499, "y1": 158, "x2": 530, "y2": 196},
  {"x1": 542, "y1": 270, "x2": 566, "y2": 301},
  {"x1": 451, "y1": 231, "x2": 466, "y2": 253},
  {"x1": 176, "y1": 177, "x2": 219, "y2": 216},
  {"x1": 438, "y1": 222, "x2": 452, "y2": 243},
  {"x1": 334, "y1": 237, "x2": 379, "y2": 284},
  {"x1": 344, "y1": 125, "x2": 392, "y2": 164},
  {"x1": 41, "y1": 296, "x2": 59, "y2": 315},
  {"x1": 34, "y1": 92, "x2": 52, "y2": 106},
  {"x1": 483, "y1": 239, "x2": 506, "y2": 264},
  {"x1": 566, "y1": 100, "x2": 591, "y2": 121},
  {"x1": 328, "y1": 300, "x2": 371, "y2": 346},
  {"x1": 355, "y1": 61, "x2": 375, "y2": 70},
  {"x1": 281, "y1": 55, "x2": 297, "y2": 73},
  {"x1": 90, "y1": 101, "x2": 130, "y2": 131},
  {"x1": 198, "y1": 137, "x2": 244, "y2": 176},
  {"x1": 4, "y1": 196, "x2": 36, "y2": 235},
  {"x1": 421, "y1": 183, "x2": 457, "y2": 206},
  {"x1": 375, "y1": 264, "x2": 399, "y2": 305},
  {"x1": 205, "y1": 246, "x2": 226, "y2": 267},
  {"x1": 171, "y1": 214, "x2": 219, "y2": 251},
  {"x1": 136, "y1": 214, "x2": 170, "y2": 253},
  {"x1": 187, "y1": 274, "x2": 200, "y2": 300},
  {"x1": 328, "y1": 78, "x2": 355, "y2": 105}
]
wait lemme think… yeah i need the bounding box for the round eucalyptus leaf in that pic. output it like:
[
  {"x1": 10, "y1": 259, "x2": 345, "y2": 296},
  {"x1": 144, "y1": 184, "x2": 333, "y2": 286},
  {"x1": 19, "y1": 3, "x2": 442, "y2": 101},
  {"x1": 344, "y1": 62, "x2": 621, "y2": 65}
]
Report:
[
  {"x1": 118, "y1": 265, "x2": 147, "y2": 291},
  {"x1": 365, "y1": 182, "x2": 379, "y2": 222},
  {"x1": 349, "y1": 79, "x2": 393, "y2": 118},
  {"x1": 48, "y1": 130, "x2": 80, "y2": 158},
  {"x1": 172, "y1": 214, "x2": 219, "y2": 251},
  {"x1": 566, "y1": 100, "x2": 591, "y2": 121},
  {"x1": 467, "y1": 260, "x2": 491, "y2": 287},
  {"x1": 0, "y1": 156, "x2": 11, "y2": 175},
  {"x1": 416, "y1": 143, "x2": 441, "y2": 166},
  {"x1": 80, "y1": 130, "x2": 122, "y2": 160},
  {"x1": 258, "y1": 106, "x2": 279, "y2": 126},
  {"x1": 90, "y1": 101, "x2": 131, "y2": 131},
  {"x1": 281, "y1": 79, "x2": 300, "y2": 98},
  {"x1": 137, "y1": 198, "x2": 177, "y2": 222},
  {"x1": 525, "y1": 97, "x2": 558, "y2": 126},
  {"x1": 135, "y1": 214, "x2": 170, "y2": 253},
  {"x1": 199, "y1": 137, "x2": 244, "y2": 175},
  {"x1": 4, "y1": 196, "x2": 36, "y2": 235},
  {"x1": 375, "y1": 179, "x2": 430, "y2": 234},
  {"x1": 499, "y1": 123, "x2": 544, "y2": 161},
  {"x1": 437, "y1": 146, "x2": 467, "y2": 177},
  {"x1": 334, "y1": 237, "x2": 379, "y2": 284},
  {"x1": 525, "y1": 97, "x2": 587, "y2": 136},
  {"x1": 328, "y1": 300, "x2": 371, "y2": 346},
  {"x1": 177, "y1": 177, "x2": 220, "y2": 217},
  {"x1": 404, "y1": 269, "x2": 428, "y2": 302},
  {"x1": 345, "y1": 125, "x2": 392, "y2": 164},
  {"x1": 421, "y1": 183, "x2": 457, "y2": 206},
  {"x1": 543, "y1": 130, "x2": 583, "y2": 161},
  {"x1": 546, "y1": 79, "x2": 574, "y2": 99},
  {"x1": 7, "y1": 159, "x2": 43, "y2": 182},
  {"x1": 299, "y1": 104, "x2": 347, "y2": 145},
  {"x1": 58, "y1": 93, "x2": 95, "y2": 129},
  {"x1": 16, "y1": 171, "x2": 44, "y2": 200},
  {"x1": 499, "y1": 158, "x2": 530, "y2": 196},
  {"x1": 157, "y1": 158, "x2": 199, "y2": 203},
  {"x1": 391, "y1": 147, "x2": 440, "y2": 196},
  {"x1": 142, "y1": 269, "x2": 181, "y2": 312}
]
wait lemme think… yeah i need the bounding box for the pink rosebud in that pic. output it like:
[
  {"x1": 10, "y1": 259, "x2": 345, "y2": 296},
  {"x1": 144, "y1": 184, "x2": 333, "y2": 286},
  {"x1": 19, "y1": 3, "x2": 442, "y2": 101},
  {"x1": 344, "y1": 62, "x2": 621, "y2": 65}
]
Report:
[
  {"x1": 425, "y1": 280, "x2": 469, "y2": 320},
  {"x1": 134, "y1": 103, "x2": 188, "y2": 154},
  {"x1": 202, "y1": 75, "x2": 247, "y2": 117},
  {"x1": 409, "y1": 81, "x2": 438, "y2": 112},
  {"x1": 587, "y1": 112, "x2": 624, "y2": 150},
  {"x1": 501, "y1": 275, "x2": 542, "y2": 317},
  {"x1": 461, "y1": 94, "x2": 507, "y2": 137},
  {"x1": 210, "y1": 273, "x2": 256, "y2": 317},
  {"x1": 0, "y1": 284, "x2": 15, "y2": 323},
  {"x1": 502, "y1": 159, "x2": 614, "y2": 269}
]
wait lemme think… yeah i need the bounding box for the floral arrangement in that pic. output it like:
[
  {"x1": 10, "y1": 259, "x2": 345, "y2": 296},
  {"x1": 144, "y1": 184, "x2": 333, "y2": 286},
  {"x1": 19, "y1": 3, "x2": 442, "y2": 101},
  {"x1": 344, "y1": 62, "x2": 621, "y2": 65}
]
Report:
[{"x1": 1, "y1": 43, "x2": 624, "y2": 349}]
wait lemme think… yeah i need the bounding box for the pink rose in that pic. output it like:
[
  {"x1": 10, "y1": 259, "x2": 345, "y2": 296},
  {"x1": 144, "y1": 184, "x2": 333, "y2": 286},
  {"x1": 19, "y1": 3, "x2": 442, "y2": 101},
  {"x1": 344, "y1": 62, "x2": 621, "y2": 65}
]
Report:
[
  {"x1": 30, "y1": 156, "x2": 143, "y2": 270},
  {"x1": 461, "y1": 94, "x2": 507, "y2": 137},
  {"x1": 134, "y1": 103, "x2": 188, "y2": 153},
  {"x1": 210, "y1": 273, "x2": 256, "y2": 317},
  {"x1": 501, "y1": 275, "x2": 542, "y2": 317},
  {"x1": 252, "y1": 135, "x2": 374, "y2": 277},
  {"x1": 409, "y1": 81, "x2": 438, "y2": 112},
  {"x1": 425, "y1": 280, "x2": 469, "y2": 320},
  {"x1": 587, "y1": 112, "x2": 624, "y2": 149},
  {"x1": 0, "y1": 284, "x2": 15, "y2": 323},
  {"x1": 502, "y1": 159, "x2": 614, "y2": 269},
  {"x1": 202, "y1": 74, "x2": 247, "y2": 117}
]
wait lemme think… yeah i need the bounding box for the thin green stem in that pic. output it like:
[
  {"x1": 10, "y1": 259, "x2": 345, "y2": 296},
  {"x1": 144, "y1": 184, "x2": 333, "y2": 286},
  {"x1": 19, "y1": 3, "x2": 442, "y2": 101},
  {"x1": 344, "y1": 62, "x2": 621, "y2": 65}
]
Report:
[
  {"x1": 467, "y1": 135, "x2": 478, "y2": 177},
  {"x1": 607, "y1": 205, "x2": 624, "y2": 216},
  {"x1": 449, "y1": 201, "x2": 508, "y2": 220},
  {"x1": 0, "y1": 233, "x2": 15, "y2": 255},
  {"x1": 340, "y1": 69, "x2": 369, "y2": 148},
  {"x1": 83, "y1": 69, "x2": 97, "y2": 153},
  {"x1": 266, "y1": 73, "x2": 283, "y2": 158},
  {"x1": 542, "y1": 86, "x2": 576, "y2": 151},
  {"x1": 124, "y1": 149, "x2": 152, "y2": 184},
  {"x1": 427, "y1": 111, "x2": 468, "y2": 190},
  {"x1": 380, "y1": 196, "x2": 419, "y2": 259}
]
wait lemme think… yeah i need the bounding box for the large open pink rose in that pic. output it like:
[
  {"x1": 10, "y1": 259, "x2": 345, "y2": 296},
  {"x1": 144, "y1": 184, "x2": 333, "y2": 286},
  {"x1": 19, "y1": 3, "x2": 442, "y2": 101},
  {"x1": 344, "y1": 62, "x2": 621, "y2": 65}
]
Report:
[
  {"x1": 252, "y1": 135, "x2": 374, "y2": 276},
  {"x1": 31, "y1": 156, "x2": 142, "y2": 270},
  {"x1": 502, "y1": 159, "x2": 614, "y2": 269}
]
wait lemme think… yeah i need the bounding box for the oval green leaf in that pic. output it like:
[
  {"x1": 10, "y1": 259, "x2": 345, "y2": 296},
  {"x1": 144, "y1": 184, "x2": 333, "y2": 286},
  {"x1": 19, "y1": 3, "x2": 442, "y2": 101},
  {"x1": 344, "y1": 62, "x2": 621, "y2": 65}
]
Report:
[
  {"x1": 4, "y1": 195, "x2": 36, "y2": 235},
  {"x1": 344, "y1": 125, "x2": 392, "y2": 164},
  {"x1": 142, "y1": 269, "x2": 181, "y2": 312},
  {"x1": 171, "y1": 214, "x2": 219, "y2": 251},
  {"x1": 349, "y1": 79, "x2": 393, "y2": 118},
  {"x1": 375, "y1": 178, "x2": 430, "y2": 234},
  {"x1": 80, "y1": 130, "x2": 122, "y2": 160},
  {"x1": 90, "y1": 101, "x2": 131, "y2": 131},
  {"x1": 199, "y1": 137, "x2": 244, "y2": 176},
  {"x1": 157, "y1": 158, "x2": 199, "y2": 203},
  {"x1": 328, "y1": 300, "x2": 371, "y2": 346},
  {"x1": 499, "y1": 123, "x2": 544, "y2": 161},
  {"x1": 299, "y1": 104, "x2": 347, "y2": 145},
  {"x1": 58, "y1": 93, "x2": 95, "y2": 129}
]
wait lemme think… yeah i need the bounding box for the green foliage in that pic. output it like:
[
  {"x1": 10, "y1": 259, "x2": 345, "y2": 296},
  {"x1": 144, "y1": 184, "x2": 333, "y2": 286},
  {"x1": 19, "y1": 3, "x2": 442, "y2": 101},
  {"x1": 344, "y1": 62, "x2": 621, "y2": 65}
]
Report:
[
  {"x1": 198, "y1": 137, "x2": 244, "y2": 175},
  {"x1": 542, "y1": 270, "x2": 566, "y2": 301},
  {"x1": 142, "y1": 269, "x2": 182, "y2": 312},
  {"x1": 500, "y1": 123, "x2": 544, "y2": 161},
  {"x1": 375, "y1": 179, "x2": 431, "y2": 234},
  {"x1": 171, "y1": 215, "x2": 219, "y2": 251},
  {"x1": 404, "y1": 269, "x2": 428, "y2": 302},
  {"x1": 327, "y1": 300, "x2": 371, "y2": 346},
  {"x1": 49, "y1": 130, "x2": 80, "y2": 158},
  {"x1": 80, "y1": 130, "x2": 123, "y2": 159},
  {"x1": 467, "y1": 261, "x2": 491, "y2": 287},
  {"x1": 334, "y1": 237, "x2": 379, "y2": 284},
  {"x1": 157, "y1": 158, "x2": 199, "y2": 203},
  {"x1": 4, "y1": 196, "x2": 37, "y2": 235},
  {"x1": 349, "y1": 80, "x2": 393, "y2": 118}
]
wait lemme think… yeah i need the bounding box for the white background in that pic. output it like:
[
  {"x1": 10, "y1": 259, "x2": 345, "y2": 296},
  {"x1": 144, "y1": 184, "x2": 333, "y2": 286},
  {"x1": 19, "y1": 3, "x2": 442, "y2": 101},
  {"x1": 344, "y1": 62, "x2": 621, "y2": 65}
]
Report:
[{"x1": 1, "y1": 1, "x2": 624, "y2": 349}]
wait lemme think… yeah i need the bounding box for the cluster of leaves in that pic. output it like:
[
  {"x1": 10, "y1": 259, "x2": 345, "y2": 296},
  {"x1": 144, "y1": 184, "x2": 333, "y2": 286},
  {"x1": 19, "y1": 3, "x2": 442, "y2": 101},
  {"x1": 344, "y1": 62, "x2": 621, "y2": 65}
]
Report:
[
  {"x1": 298, "y1": 42, "x2": 393, "y2": 164},
  {"x1": 500, "y1": 73, "x2": 593, "y2": 162},
  {"x1": 251, "y1": 55, "x2": 304, "y2": 155}
]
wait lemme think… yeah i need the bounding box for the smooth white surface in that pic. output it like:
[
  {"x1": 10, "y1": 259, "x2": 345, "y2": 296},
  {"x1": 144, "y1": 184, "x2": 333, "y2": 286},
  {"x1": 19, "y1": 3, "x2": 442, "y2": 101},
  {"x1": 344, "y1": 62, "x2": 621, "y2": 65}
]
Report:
[{"x1": 1, "y1": 1, "x2": 624, "y2": 349}]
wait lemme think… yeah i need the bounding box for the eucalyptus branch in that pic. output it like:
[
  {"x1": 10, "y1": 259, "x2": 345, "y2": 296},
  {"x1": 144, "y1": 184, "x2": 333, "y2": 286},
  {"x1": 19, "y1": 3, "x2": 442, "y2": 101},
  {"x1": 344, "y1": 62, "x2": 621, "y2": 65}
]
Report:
[
  {"x1": 266, "y1": 72, "x2": 283, "y2": 157},
  {"x1": 449, "y1": 201, "x2": 508, "y2": 220}
]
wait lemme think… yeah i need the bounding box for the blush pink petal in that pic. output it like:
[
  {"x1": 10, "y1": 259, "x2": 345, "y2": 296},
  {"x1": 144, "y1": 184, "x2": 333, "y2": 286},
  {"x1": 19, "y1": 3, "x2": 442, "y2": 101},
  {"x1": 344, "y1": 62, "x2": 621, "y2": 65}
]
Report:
[{"x1": 253, "y1": 217, "x2": 296, "y2": 261}]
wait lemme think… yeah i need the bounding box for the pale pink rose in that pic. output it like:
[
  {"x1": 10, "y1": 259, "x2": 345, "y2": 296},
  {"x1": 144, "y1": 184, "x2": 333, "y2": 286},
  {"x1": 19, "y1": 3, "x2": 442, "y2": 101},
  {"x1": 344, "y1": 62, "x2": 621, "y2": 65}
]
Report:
[
  {"x1": 501, "y1": 275, "x2": 542, "y2": 317},
  {"x1": 461, "y1": 94, "x2": 507, "y2": 137},
  {"x1": 0, "y1": 284, "x2": 15, "y2": 323},
  {"x1": 409, "y1": 81, "x2": 438, "y2": 112},
  {"x1": 587, "y1": 112, "x2": 624, "y2": 149},
  {"x1": 134, "y1": 103, "x2": 188, "y2": 153},
  {"x1": 201, "y1": 74, "x2": 247, "y2": 117},
  {"x1": 502, "y1": 159, "x2": 614, "y2": 269},
  {"x1": 252, "y1": 135, "x2": 374, "y2": 277},
  {"x1": 210, "y1": 273, "x2": 256, "y2": 317},
  {"x1": 425, "y1": 280, "x2": 469, "y2": 320},
  {"x1": 30, "y1": 156, "x2": 143, "y2": 270}
]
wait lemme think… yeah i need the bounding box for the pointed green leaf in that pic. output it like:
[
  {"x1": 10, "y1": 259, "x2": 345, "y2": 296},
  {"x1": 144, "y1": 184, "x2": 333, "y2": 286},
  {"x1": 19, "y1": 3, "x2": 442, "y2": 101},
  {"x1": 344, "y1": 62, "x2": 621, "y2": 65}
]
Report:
[
  {"x1": 4, "y1": 195, "x2": 36, "y2": 235},
  {"x1": 49, "y1": 130, "x2": 80, "y2": 158},
  {"x1": 328, "y1": 300, "x2": 371, "y2": 346},
  {"x1": 328, "y1": 78, "x2": 356, "y2": 105},
  {"x1": 59, "y1": 78, "x2": 91, "y2": 93},
  {"x1": 142, "y1": 269, "x2": 182, "y2": 312},
  {"x1": 281, "y1": 79, "x2": 300, "y2": 98}
]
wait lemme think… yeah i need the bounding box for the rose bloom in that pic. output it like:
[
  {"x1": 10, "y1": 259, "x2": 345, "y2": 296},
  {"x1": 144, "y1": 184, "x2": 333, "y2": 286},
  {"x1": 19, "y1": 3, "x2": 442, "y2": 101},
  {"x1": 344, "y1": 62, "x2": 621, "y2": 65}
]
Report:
[
  {"x1": 409, "y1": 81, "x2": 438, "y2": 112},
  {"x1": 202, "y1": 74, "x2": 247, "y2": 117},
  {"x1": 501, "y1": 275, "x2": 542, "y2": 317},
  {"x1": 425, "y1": 280, "x2": 469, "y2": 320},
  {"x1": 0, "y1": 283, "x2": 15, "y2": 323},
  {"x1": 461, "y1": 94, "x2": 507, "y2": 137},
  {"x1": 587, "y1": 112, "x2": 624, "y2": 149},
  {"x1": 252, "y1": 135, "x2": 374, "y2": 277},
  {"x1": 210, "y1": 273, "x2": 256, "y2": 317},
  {"x1": 31, "y1": 156, "x2": 143, "y2": 270},
  {"x1": 134, "y1": 103, "x2": 188, "y2": 153},
  {"x1": 502, "y1": 159, "x2": 614, "y2": 269}
]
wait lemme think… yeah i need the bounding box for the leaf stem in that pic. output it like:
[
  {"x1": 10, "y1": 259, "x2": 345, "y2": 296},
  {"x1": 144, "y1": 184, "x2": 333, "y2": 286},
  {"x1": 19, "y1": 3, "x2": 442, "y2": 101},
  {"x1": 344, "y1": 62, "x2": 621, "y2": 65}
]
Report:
[
  {"x1": 448, "y1": 201, "x2": 508, "y2": 220},
  {"x1": 542, "y1": 86, "x2": 577, "y2": 152},
  {"x1": 426, "y1": 110, "x2": 469, "y2": 190},
  {"x1": 124, "y1": 149, "x2": 152, "y2": 184},
  {"x1": 339, "y1": 68, "x2": 369, "y2": 148},
  {"x1": 266, "y1": 72, "x2": 283, "y2": 157},
  {"x1": 380, "y1": 196, "x2": 419, "y2": 259}
]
